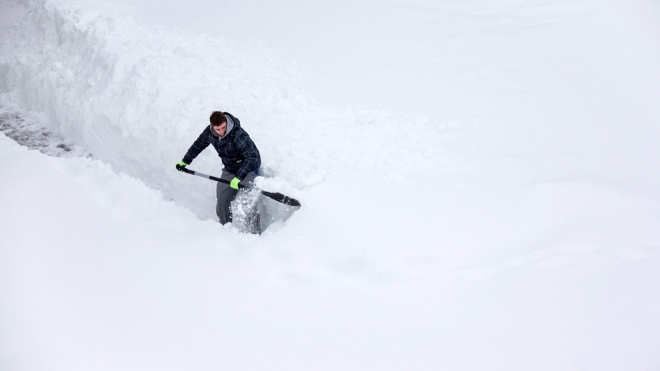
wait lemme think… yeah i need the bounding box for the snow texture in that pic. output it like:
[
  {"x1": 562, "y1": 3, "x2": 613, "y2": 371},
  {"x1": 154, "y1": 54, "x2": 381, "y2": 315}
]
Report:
[{"x1": 1, "y1": 0, "x2": 660, "y2": 370}]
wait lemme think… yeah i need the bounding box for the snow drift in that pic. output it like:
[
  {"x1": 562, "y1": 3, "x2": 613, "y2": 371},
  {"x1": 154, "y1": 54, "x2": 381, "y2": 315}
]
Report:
[
  {"x1": 1, "y1": 0, "x2": 660, "y2": 370},
  {"x1": 0, "y1": 0, "x2": 451, "y2": 219}
]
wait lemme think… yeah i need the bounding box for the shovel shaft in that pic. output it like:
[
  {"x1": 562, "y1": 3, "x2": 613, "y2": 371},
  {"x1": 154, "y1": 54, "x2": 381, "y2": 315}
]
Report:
[{"x1": 176, "y1": 164, "x2": 301, "y2": 207}]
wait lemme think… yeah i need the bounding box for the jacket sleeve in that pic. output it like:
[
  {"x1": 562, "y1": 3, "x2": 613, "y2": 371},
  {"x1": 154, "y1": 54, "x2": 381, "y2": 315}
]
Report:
[
  {"x1": 233, "y1": 129, "x2": 261, "y2": 180},
  {"x1": 182, "y1": 128, "x2": 211, "y2": 165}
]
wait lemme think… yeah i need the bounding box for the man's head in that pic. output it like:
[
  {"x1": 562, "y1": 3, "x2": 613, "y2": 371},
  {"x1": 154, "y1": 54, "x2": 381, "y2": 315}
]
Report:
[{"x1": 210, "y1": 111, "x2": 227, "y2": 136}]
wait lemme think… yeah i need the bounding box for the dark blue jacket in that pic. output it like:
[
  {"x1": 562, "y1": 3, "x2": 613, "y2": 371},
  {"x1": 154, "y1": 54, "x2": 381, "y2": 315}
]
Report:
[{"x1": 182, "y1": 112, "x2": 261, "y2": 180}]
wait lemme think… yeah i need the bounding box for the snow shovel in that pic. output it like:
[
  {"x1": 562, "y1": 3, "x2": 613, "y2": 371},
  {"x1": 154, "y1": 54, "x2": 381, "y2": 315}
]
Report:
[{"x1": 176, "y1": 164, "x2": 301, "y2": 207}]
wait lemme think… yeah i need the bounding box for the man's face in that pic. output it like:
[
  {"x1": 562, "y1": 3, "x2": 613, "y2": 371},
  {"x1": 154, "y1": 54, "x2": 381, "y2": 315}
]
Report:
[{"x1": 213, "y1": 122, "x2": 227, "y2": 136}]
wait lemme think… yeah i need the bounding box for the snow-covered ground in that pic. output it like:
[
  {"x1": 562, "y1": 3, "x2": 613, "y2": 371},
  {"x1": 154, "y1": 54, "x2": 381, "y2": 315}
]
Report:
[{"x1": 1, "y1": 0, "x2": 659, "y2": 370}]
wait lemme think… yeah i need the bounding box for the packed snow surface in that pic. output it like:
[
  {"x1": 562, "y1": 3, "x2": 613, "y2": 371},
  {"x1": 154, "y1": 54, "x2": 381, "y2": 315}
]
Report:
[{"x1": 1, "y1": 0, "x2": 660, "y2": 370}]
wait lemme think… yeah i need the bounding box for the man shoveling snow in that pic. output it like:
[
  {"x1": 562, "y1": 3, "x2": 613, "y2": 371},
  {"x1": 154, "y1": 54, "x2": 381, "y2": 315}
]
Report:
[{"x1": 177, "y1": 111, "x2": 261, "y2": 234}]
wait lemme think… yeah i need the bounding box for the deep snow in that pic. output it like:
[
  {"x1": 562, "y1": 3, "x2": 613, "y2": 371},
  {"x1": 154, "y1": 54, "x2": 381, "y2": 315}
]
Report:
[{"x1": 1, "y1": 0, "x2": 660, "y2": 370}]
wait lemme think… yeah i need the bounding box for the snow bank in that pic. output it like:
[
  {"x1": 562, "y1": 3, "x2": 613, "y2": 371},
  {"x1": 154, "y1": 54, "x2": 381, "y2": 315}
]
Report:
[
  {"x1": 2, "y1": 0, "x2": 660, "y2": 369},
  {"x1": 0, "y1": 0, "x2": 453, "y2": 219},
  {"x1": 2, "y1": 132, "x2": 660, "y2": 371},
  {"x1": 0, "y1": 132, "x2": 295, "y2": 370}
]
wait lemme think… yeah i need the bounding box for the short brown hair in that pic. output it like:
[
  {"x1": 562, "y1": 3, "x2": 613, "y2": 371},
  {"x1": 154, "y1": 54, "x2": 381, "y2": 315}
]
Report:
[{"x1": 210, "y1": 111, "x2": 227, "y2": 126}]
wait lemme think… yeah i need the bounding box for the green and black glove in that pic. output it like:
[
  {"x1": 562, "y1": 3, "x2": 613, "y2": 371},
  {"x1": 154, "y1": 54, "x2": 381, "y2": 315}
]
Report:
[
  {"x1": 230, "y1": 177, "x2": 241, "y2": 190},
  {"x1": 176, "y1": 161, "x2": 188, "y2": 171}
]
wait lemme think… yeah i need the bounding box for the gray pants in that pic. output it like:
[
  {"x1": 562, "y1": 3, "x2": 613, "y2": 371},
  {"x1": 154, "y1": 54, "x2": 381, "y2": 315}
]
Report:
[{"x1": 216, "y1": 169, "x2": 260, "y2": 234}]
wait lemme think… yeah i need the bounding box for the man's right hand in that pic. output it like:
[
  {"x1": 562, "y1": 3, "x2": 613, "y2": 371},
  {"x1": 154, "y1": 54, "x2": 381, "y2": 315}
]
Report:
[{"x1": 176, "y1": 161, "x2": 188, "y2": 171}]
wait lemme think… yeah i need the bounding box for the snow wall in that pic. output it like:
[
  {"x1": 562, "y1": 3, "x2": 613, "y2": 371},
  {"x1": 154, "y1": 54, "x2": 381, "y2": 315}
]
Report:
[{"x1": 0, "y1": 0, "x2": 452, "y2": 219}]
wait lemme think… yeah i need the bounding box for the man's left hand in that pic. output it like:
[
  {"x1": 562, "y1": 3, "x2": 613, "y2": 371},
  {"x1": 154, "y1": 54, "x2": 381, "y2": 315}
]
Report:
[{"x1": 230, "y1": 177, "x2": 241, "y2": 190}]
